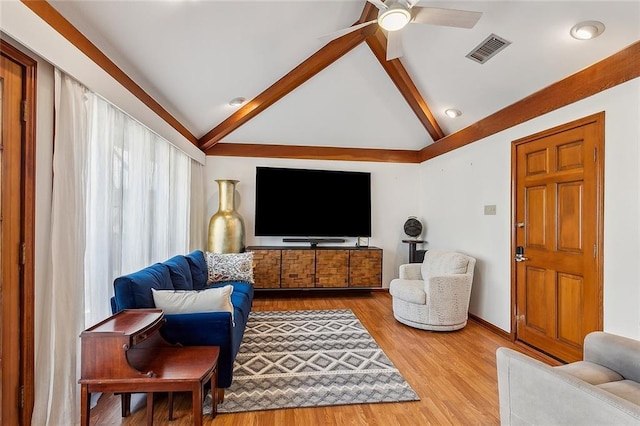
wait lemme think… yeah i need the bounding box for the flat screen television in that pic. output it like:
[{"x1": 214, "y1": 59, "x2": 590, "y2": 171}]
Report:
[{"x1": 254, "y1": 166, "x2": 371, "y2": 237}]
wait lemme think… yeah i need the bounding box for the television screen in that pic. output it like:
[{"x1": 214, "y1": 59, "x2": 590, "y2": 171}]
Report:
[{"x1": 255, "y1": 167, "x2": 371, "y2": 237}]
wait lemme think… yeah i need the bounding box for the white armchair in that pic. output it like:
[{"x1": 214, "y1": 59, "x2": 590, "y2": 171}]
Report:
[{"x1": 389, "y1": 249, "x2": 476, "y2": 331}]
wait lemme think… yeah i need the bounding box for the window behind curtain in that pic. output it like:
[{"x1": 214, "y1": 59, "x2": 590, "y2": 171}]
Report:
[{"x1": 83, "y1": 94, "x2": 198, "y2": 326}]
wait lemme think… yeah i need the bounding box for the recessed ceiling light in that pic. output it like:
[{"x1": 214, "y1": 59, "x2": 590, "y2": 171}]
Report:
[
  {"x1": 445, "y1": 109, "x2": 462, "y2": 118},
  {"x1": 228, "y1": 97, "x2": 246, "y2": 107},
  {"x1": 570, "y1": 21, "x2": 605, "y2": 40}
]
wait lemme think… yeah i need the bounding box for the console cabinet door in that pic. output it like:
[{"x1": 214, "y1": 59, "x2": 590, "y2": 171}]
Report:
[
  {"x1": 281, "y1": 250, "x2": 315, "y2": 288},
  {"x1": 251, "y1": 249, "x2": 281, "y2": 289},
  {"x1": 315, "y1": 250, "x2": 349, "y2": 288},
  {"x1": 349, "y1": 249, "x2": 382, "y2": 287}
]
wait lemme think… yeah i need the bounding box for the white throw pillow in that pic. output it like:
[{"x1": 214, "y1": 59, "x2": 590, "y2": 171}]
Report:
[{"x1": 151, "y1": 285, "x2": 234, "y2": 321}]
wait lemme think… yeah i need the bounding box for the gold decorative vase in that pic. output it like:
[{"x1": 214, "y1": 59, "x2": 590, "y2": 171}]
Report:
[{"x1": 207, "y1": 179, "x2": 246, "y2": 253}]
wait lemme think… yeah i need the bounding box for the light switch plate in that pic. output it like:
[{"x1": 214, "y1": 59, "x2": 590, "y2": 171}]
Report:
[{"x1": 484, "y1": 205, "x2": 497, "y2": 215}]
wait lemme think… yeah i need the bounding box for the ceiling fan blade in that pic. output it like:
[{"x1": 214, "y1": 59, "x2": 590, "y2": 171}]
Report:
[
  {"x1": 319, "y1": 19, "x2": 377, "y2": 43},
  {"x1": 367, "y1": 0, "x2": 388, "y2": 10},
  {"x1": 386, "y1": 30, "x2": 403, "y2": 61},
  {"x1": 412, "y1": 7, "x2": 482, "y2": 29}
]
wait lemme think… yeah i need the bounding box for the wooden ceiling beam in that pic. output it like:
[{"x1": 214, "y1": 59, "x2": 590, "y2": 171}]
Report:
[
  {"x1": 198, "y1": 7, "x2": 378, "y2": 152},
  {"x1": 366, "y1": 29, "x2": 445, "y2": 142},
  {"x1": 205, "y1": 142, "x2": 420, "y2": 163},
  {"x1": 359, "y1": 2, "x2": 379, "y2": 23}
]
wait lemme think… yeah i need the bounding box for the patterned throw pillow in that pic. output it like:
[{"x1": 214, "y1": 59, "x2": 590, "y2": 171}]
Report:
[{"x1": 205, "y1": 251, "x2": 254, "y2": 284}]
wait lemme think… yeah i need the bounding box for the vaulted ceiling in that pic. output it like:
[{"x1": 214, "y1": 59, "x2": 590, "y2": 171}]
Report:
[{"x1": 25, "y1": 1, "x2": 640, "y2": 161}]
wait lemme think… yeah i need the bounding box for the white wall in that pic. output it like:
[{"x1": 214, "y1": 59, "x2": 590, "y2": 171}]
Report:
[
  {"x1": 420, "y1": 79, "x2": 640, "y2": 339},
  {"x1": 205, "y1": 157, "x2": 421, "y2": 287}
]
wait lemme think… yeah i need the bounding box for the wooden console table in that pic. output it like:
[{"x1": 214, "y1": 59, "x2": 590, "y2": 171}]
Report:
[
  {"x1": 248, "y1": 246, "x2": 382, "y2": 290},
  {"x1": 79, "y1": 309, "x2": 219, "y2": 426}
]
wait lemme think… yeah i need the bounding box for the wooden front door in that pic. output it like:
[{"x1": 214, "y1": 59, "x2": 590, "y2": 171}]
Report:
[
  {"x1": 1, "y1": 41, "x2": 36, "y2": 425},
  {"x1": 512, "y1": 113, "x2": 604, "y2": 363}
]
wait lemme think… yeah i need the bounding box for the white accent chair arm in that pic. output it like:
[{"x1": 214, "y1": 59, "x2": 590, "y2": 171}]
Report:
[
  {"x1": 423, "y1": 274, "x2": 473, "y2": 325},
  {"x1": 398, "y1": 263, "x2": 422, "y2": 280},
  {"x1": 424, "y1": 274, "x2": 473, "y2": 302}
]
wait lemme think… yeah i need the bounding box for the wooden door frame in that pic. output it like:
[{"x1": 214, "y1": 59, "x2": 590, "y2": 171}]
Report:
[
  {"x1": 509, "y1": 112, "x2": 605, "y2": 342},
  {"x1": 0, "y1": 39, "x2": 36, "y2": 426}
]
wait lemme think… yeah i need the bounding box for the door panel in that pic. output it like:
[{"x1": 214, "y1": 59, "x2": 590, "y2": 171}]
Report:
[
  {"x1": 1, "y1": 40, "x2": 37, "y2": 425},
  {"x1": 557, "y1": 272, "x2": 582, "y2": 346},
  {"x1": 524, "y1": 267, "x2": 547, "y2": 333},
  {"x1": 525, "y1": 186, "x2": 546, "y2": 247},
  {"x1": 1, "y1": 50, "x2": 24, "y2": 425},
  {"x1": 557, "y1": 182, "x2": 583, "y2": 252},
  {"x1": 513, "y1": 113, "x2": 603, "y2": 363}
]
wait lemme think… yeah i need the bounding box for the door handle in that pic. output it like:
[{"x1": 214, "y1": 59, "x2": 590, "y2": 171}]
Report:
[{"x1": 515, "y1": 246, "x2": 529, "y2": 262}]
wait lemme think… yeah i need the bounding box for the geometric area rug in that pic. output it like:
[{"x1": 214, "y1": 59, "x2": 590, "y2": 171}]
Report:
[{"x1": 206, "y1": 309, "x2": 419, "y2": 413}]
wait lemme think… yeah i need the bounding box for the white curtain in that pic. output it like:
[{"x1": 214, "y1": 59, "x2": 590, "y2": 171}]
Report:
[
  {"x1": 190, "y1": 160, "x2": 206, "y2": 251},
  {"x1": 83, "y1": 94, "x2": 194, "y2": 325},
  {"x1": 32, "y1": 69, "x2": 90, "y2": 426},
  {"x1": 33, "y1": 69, "x2": 204, "y2": 425}
]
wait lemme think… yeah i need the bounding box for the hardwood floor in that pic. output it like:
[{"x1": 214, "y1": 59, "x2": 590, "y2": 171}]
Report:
[{"x1": 88, "y1": 291, "x2": 547, "y2": 425}]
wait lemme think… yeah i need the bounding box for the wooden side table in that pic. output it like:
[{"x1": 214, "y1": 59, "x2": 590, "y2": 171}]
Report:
[{"x1": 78, "y1": 309, "x2": 219, "y2": 425}]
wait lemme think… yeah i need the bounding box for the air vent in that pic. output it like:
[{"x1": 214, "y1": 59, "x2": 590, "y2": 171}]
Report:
[{"x1": 466, "y1": 34, "x2": 511, "y2": 64}]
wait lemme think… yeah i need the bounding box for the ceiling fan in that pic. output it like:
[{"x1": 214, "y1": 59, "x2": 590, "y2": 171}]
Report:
[{"x1": 322, "y1": 0, "x2": 482, "y2": 61}]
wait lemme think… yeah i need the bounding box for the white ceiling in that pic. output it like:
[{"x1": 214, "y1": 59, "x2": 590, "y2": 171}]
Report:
[{"x1": 48, "y1": 0, "x2": 640, "y2": 151}]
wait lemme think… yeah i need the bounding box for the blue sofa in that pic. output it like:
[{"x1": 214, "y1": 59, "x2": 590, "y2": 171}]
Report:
[{"x1": 110, "y1": 250, "x2": 253, "y2": 391}]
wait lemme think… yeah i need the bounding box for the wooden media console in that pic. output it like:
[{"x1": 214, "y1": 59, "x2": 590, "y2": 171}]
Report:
[{"x1": 247, "y1": 246, "x2": 382, "y2": 290}]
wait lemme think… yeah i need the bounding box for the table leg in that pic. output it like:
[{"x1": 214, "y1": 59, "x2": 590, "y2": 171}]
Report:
[
  {"x1": 120, "y1": 393, "x2": 131, "y2": 417},
  {"x1": 80, "y1": 385, "x2": 90, "y2": 426},
  {"x1": 211, "y1": 365, "x2": 221, "y2": 417},
  {"x1": 168, "y1": 392, "x2": 174, "y2": 420},
  {"x1": 192, "y1": 385, "x2": 203, "y2": 426},
  {"x1": 409, "y1": 243, "x2": 417, "y2": 263},
  {"x1": 211, "y1": 369, "x2": 218, "y2": 418},
  {"x1": 146, "y1": 393, "x2": 154, "y2": 426}
]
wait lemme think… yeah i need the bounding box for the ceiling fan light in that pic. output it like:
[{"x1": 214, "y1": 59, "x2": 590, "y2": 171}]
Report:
[
  {"x1": 378, "y1": 6, "x2": 411, "y2": 31},
  {"x1": 570, "y1": 21, "x2": 605, "y2": 40}
]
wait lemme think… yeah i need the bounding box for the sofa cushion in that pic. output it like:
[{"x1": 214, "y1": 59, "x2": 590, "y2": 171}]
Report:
[
  {"x1": 164, "y1": 255, "x2": 194, "y2": 290},
  {"x1": 114, "y1": 263, "x2": 173, "y2": 309},
  {"x1": 389, "y1": 279, "x2": 427, "y2": 305},
  {"x1": 206, "y1": 251, "x2": 254, "y2": 284},
  {"x1": 151, "y1": 285, "x2": 234, "y2": 318},
  {"x1": 555, "y1": 361, "x2": 624, "y2": 385},
  {"x1": 185, "y1": 250, "x2": 208, "y2": 290},
  {"x1": 421, "y1": 249, "x2": 469, "y2": 279},
  {"x1": 597, "y1": 380, "x2": 640, "y2": 405}
]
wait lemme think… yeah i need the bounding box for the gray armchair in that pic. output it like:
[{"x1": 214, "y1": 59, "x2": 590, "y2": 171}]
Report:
[
  {"x1": 497, "y1": 332, "x2": 640, "y2": 425},
  {"x1": 389, "y1": 249, "x2": 476, "y2": 331}
]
